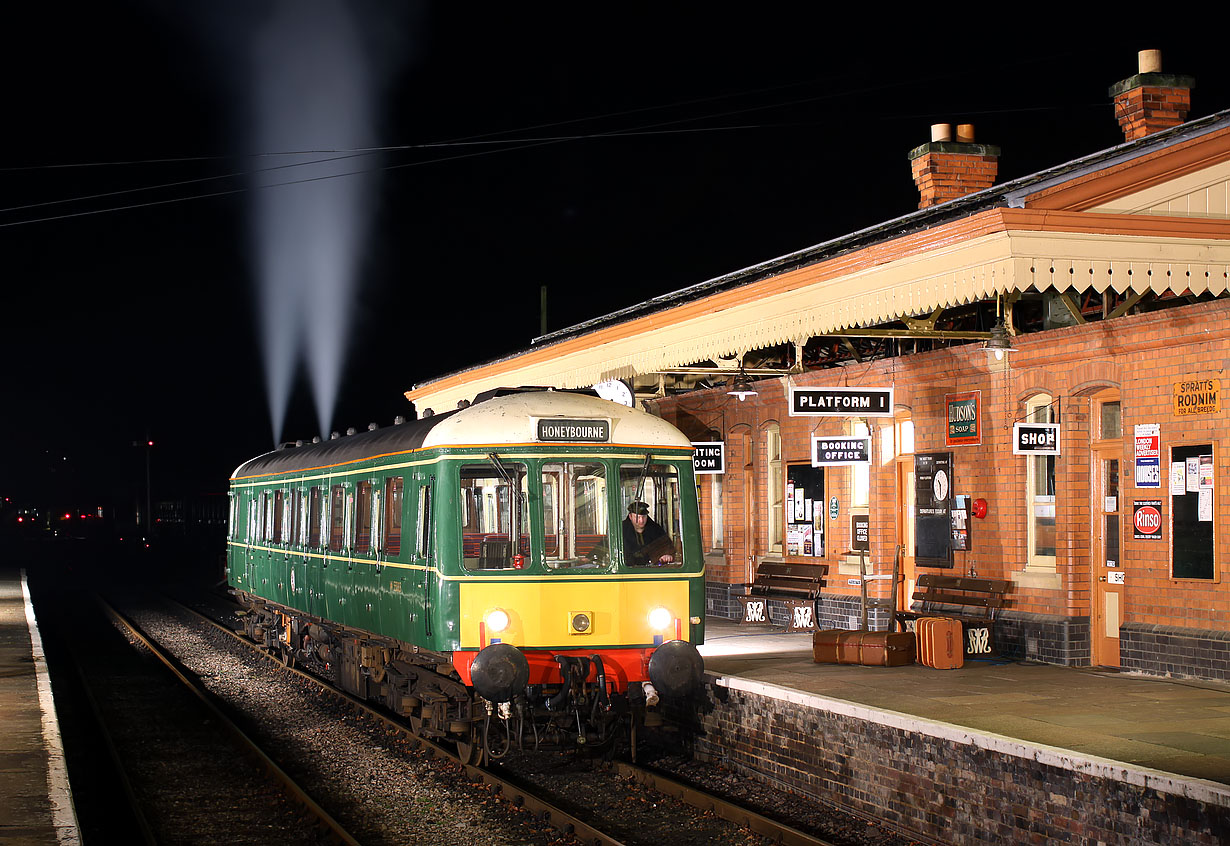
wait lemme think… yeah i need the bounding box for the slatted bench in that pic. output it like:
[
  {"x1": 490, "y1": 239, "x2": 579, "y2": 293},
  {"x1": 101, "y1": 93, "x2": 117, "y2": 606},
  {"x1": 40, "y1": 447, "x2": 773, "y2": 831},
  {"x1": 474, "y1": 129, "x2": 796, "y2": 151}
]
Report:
[
  {"x1": 737, "y1": 562, "x2": 828, "y2": 632},
  {"x1": 898, "y1": 573, "x2": 1011, "y2": 659}
]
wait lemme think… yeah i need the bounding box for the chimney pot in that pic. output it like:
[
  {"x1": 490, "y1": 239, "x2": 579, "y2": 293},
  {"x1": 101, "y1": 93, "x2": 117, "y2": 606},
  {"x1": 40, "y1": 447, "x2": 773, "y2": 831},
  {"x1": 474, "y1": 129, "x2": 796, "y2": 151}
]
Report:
[
  {"x1": 1109, "y1": 51, "x2": 1194, "y2": 141},
  {"x1": 931, "y1": 123, "x2": 953, "y2": 142},
  {"x1": 955, "y1": 123, "x2": 976, "y2": 143}
]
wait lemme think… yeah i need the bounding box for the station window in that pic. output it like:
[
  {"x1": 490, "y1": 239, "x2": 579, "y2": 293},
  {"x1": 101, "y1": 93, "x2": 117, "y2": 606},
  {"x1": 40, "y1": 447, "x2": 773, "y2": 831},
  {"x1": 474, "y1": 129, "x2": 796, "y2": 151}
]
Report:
[
  {"x1": 460, "y1": 461, "x2": 528, "y2": 570},
  {"x1": 618, "y1": 461, "x2": 683, "y2": 568},
  {"x1": 1025, "y1": 394, "x2": 1057, "y2": 571},
  {"x1": 383, "y1": 477, "x2": 404, "y2": 556},
  {"x1": 711, "y1": 475, "x2": 724, "y2": 548},
  {"x1": 766, "y1": 424, "x2": 783, "y2": 555}
]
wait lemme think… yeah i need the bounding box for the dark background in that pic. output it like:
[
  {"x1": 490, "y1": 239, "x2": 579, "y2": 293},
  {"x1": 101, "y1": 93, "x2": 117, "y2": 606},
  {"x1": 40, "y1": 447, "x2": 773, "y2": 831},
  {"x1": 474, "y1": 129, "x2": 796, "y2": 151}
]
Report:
[{"x1": 3, "y1": 4, "x2": 1228, "y2": 524}]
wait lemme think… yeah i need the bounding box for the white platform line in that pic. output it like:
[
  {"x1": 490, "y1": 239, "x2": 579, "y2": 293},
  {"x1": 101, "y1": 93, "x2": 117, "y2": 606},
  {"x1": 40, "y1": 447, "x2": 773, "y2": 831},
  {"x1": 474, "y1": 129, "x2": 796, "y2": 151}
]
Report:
[{"x1": 22, "y1": 570, "x2": 81, "y2": 846}]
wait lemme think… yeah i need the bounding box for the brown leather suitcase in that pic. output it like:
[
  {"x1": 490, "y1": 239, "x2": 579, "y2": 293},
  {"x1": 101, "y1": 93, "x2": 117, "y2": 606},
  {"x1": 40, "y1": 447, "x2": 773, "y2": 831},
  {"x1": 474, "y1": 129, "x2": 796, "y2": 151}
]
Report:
[
  {"x1": 916, "y1": 617, "x2": 964, "y2": 669},
  {"x1": 813, "y1": 630, "x2": 915, "y2": 666}
]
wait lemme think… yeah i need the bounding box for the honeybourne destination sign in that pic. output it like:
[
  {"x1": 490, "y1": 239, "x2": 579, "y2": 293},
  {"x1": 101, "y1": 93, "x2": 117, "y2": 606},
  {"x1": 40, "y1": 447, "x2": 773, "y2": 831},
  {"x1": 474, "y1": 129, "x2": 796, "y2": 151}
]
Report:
[
  {"x1": 790, "y1": 386, "x2": 894, "y2": 417},
  {"x1": 534, "y1": 418, "x2": 611, "y2": 442}
]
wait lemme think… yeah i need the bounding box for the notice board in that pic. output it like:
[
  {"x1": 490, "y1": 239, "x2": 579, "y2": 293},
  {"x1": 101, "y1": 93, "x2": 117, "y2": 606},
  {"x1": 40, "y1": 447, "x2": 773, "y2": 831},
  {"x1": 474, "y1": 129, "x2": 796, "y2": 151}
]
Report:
[
  {"x1": 1171, "y1": 443, "x2": 1214, "y2": 579},
  {"x1": 914, "y1": 452, "x2": 954, "y2": 567}
]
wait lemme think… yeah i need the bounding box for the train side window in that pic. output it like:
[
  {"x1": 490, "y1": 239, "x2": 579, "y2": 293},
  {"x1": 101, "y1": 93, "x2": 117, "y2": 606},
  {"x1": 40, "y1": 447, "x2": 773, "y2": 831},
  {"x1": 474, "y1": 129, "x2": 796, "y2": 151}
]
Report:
[
  {"x1": 288, "y1": 489, "x2": 302, "y2": 546},
  {"x1": 261, "y1": 492, "x2": 273, "y2": 542},
  {"x1": 460, "y1": 462, "x2": 528, "y2": 570},
  {"x1": 248, "y1": 497, "x2": 260, "y2": 543},
  {"x1": 384, "y1": 477, "x2": 404, "y2": 556},
  {"x1": 329, "y1": 485, "x2": 346, "y2": 552},
  {"x1": 417, "y1": 485, "x2": 432, "y2": 558},
  {"x1": 618, "y1": 462, "x2": 683, "y2": 568},
  {"x1": 307, "y1": 487, "x2": 322, "y2": 548},
  {"x1": 355, "y1": 481, "x2": 374, "y2": 554}
]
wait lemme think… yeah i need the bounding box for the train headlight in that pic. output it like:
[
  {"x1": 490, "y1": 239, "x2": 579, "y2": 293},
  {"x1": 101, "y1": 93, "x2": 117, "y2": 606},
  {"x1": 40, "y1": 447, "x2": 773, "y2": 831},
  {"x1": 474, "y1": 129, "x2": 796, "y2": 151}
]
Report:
[
  {"x1": 647, "y1": 606, "x2": 673, "y2": 631},
  {"x1": 485, "y1": 608, "x2": 510, "y2": 634},
  {"x1": 569, "y1": 611, "x2": 593, "y2": 635}
]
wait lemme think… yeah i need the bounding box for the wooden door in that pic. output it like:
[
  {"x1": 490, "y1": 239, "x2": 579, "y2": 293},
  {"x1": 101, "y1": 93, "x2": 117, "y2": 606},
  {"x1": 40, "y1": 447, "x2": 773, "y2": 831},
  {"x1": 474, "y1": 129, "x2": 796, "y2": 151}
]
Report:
[
  {"x1": 895, "y1": 460, "x2": 916, "y2": 612},
  {"x1": 1092, "y1": 448, "x2": 1123, "y2": 667}
]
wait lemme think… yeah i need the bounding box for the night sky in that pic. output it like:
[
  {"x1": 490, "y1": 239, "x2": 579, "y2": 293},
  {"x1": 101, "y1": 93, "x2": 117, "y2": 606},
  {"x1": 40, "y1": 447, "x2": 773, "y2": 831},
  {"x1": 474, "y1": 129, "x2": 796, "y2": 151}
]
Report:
[{"x1": 4, "y1": 4, "x2": 1229, "y2": 515}]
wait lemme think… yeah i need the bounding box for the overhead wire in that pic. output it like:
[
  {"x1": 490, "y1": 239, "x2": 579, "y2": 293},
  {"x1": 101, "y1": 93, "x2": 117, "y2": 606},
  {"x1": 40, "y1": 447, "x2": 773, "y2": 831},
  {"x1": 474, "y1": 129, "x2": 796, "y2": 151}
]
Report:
[{"x1": 0, "y1": 52, "x2": 1082, "y2": 229}]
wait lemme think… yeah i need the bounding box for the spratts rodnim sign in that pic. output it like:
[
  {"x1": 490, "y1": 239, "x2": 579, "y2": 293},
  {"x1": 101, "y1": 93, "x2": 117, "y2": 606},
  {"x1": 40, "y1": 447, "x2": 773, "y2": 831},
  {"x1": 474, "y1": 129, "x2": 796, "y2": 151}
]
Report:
[{"x1": 789, "y1": 386, "x2": 894, "y2": 417}]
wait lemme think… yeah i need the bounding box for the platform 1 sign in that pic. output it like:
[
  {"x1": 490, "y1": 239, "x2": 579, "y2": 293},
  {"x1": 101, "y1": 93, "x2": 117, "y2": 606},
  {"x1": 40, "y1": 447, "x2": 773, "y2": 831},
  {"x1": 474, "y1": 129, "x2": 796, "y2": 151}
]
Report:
[
  {"x1": 790, "y1": 386, "x2": 894, "y2": 417},
  {"x1": 691, "y1": 441, "x2": 725, "y2": 475}
]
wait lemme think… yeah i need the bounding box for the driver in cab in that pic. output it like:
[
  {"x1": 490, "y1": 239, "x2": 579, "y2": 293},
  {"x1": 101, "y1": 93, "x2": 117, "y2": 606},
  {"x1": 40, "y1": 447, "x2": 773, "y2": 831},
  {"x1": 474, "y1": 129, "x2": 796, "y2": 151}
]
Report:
[{"x1": 622, "y1": 501, "x2": 675, "y2": 566}]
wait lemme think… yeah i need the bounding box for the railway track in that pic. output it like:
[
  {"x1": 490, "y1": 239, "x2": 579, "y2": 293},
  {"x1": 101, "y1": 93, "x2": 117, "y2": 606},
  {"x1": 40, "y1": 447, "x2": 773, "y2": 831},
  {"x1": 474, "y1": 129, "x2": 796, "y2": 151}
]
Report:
[
  {"x1": 164, "y1": 586, "x2": 839, "y2": 846},
  {"x1": 40, "y1": 589, "x2": 349, "y2": 844}
]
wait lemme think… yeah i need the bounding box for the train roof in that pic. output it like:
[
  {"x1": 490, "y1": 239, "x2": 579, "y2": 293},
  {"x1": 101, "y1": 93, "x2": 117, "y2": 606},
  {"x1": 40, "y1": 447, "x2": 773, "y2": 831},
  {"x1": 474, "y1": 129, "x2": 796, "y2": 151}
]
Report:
[{"x1": 230, "y1": 390, "x2": 694, "y2": 481}]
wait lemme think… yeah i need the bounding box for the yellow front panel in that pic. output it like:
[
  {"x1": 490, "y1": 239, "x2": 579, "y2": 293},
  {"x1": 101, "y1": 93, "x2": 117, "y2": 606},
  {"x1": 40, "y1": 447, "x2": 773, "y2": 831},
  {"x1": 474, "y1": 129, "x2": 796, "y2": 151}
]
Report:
[{"x1": 459, "y1": 578, "x2": 690, "y2": 649}]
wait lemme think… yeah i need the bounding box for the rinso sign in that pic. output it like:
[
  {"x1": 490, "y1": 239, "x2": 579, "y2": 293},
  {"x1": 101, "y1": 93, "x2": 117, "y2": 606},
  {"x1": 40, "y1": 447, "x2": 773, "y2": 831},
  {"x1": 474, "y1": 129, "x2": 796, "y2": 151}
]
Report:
[{"x1": 1133, "y1": 500, "x2": 1163, "y2": 540}]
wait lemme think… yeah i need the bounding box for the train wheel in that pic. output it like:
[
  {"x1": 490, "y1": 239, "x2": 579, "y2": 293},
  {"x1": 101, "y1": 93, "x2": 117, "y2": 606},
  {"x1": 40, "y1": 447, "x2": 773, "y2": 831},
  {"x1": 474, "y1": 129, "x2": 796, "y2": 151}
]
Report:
[{"x1": 453, "y1": 725, "x2": 484, "y2": 766}]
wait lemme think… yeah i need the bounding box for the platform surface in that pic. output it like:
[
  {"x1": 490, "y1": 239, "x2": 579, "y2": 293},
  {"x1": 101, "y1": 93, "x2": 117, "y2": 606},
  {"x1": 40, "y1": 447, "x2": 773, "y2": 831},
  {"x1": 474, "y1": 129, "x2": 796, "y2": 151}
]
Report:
[
  {"x1": 700, "y1": 617, "x2": 1230, "y2": 787},
  {"x1": 0, "y1": 567, "x2": 79, "y2": 846}
]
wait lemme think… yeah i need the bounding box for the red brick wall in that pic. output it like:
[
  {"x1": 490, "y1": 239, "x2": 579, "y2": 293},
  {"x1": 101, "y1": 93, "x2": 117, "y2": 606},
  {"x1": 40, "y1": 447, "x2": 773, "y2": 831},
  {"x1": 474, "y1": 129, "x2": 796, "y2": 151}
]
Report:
[{"x1": 652, "y1": 298, "x2": 1230, "y2": 632}]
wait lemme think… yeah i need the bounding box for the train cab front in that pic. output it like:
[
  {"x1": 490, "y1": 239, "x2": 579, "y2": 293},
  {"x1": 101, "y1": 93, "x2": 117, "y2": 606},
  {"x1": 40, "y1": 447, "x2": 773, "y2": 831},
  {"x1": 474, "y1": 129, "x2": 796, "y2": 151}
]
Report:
[{"x1": 457, "y1": 602, "x2": 705, "y2": 756}]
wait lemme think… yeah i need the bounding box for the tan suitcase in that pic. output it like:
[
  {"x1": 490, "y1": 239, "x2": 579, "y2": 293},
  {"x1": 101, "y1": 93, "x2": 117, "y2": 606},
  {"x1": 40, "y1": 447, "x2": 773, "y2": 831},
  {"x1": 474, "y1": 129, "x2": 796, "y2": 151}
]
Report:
[
  {"x1": 813, "y1": 630, "x2": 916, "y2": 666},
  {"x1": 917, "y1": 617, "x2": 964, "y2": 669}
]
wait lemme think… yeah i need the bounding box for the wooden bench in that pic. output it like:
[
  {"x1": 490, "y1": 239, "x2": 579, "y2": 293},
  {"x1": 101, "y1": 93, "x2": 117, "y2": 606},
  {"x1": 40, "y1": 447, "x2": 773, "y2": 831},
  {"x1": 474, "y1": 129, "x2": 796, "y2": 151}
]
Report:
[
  {"x1": 898, "y1": 573, "x2": 1011, "y2": 659},
  {"x1": 737, "y1": 562, "x2": 827, "y2": 632}
]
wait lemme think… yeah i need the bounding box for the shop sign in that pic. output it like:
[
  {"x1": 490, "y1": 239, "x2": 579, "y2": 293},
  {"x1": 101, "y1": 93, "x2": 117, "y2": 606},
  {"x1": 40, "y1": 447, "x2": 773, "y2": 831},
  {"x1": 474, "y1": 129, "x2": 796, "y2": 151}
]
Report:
[
  {"x1": 1134, "y1": 423, "x2": 1160, "y2": 488},
  {"x1": 1108, "y1": 571, "x2": 1126, "y2": 585},
  {"x1": 945, "y1": 391, "x2": 981, "y2": 446},
  {"x1": 1013, "y1": 422, "x2": 1061, "y2": 455},
  {"x1": 790, "y1": 386, "x2": 894, "y2": 417},
  {"x1": 1173, "y1": 378, "x2": 1221, "y2": 417},
  {"x1": 1133, "y1": 500, "x2": 1163, "y2": 540},
  {"x1": 810, "y1": 436, "x2": 870, "y2": 466},
  {"x1": 691, "y1": 441, "x2": 725, "y2": 475}
]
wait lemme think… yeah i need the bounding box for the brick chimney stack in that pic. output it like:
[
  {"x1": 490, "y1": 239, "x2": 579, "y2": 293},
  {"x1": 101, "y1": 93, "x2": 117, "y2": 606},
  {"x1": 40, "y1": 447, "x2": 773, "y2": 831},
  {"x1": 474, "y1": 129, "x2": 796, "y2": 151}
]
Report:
[
  {"x1": 909, "y1": 123, "x2": 1000, "y2": 209},
  {"x1": 1110, "y1": 49, "x2": 1195, "y2": 141}
]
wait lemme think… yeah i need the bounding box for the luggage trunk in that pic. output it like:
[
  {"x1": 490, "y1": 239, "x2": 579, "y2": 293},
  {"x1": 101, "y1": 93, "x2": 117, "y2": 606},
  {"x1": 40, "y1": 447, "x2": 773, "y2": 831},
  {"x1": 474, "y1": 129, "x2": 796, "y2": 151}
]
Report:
[
  {"x1": 813, "y1": 630, "x2": 915, "y2": 666},
  {"x1": 916, "y1": 617, "x2": 964, "y2": 669}
]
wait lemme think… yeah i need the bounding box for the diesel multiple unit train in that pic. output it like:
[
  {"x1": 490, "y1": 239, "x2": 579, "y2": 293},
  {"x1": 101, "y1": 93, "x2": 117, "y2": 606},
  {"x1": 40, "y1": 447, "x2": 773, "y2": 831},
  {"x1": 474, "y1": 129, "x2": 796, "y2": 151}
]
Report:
[{"x1": 226, "y1": 389, "x2": 706, "y2": 762}]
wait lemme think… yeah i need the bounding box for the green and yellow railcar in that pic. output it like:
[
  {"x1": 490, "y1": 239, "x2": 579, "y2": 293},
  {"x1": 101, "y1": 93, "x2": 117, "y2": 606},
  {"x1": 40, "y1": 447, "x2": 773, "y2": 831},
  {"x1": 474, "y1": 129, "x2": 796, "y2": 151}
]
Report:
[{"x1": 226, "y1": 389, "x2": 705, "y2": 761}]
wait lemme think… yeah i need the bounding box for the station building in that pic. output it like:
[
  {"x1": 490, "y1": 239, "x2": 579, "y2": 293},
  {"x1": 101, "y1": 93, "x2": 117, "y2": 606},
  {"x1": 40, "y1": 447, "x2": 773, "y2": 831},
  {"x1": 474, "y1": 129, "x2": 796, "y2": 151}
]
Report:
[{"x1": 407, "y1": 52, "x2": 1230, "y2": 681}]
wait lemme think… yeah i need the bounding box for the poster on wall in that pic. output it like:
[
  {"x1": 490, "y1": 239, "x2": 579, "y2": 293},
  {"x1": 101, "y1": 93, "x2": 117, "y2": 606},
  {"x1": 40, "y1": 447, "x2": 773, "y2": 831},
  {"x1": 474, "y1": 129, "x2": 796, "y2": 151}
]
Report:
[
  {"x1": 951, "y1": 495, "x2": 971, "y2": 550},
  {"x1": 1133, "y1": 500, "x2": 1163, "y2": 540},
  {"x1": 945, "y1": 391, "x2": 981, "y2": 446},
  {"x1": 1134, "y1": 423, "x2": 1161, "y2": 488},
  {"x1": 914, "y1": 452, "x2": 954, "y2": 567}
]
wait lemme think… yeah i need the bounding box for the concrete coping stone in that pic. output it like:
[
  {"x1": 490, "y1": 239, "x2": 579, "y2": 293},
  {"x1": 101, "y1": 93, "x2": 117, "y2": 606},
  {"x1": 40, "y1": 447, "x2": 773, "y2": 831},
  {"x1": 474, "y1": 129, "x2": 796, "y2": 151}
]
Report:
[{"x1": 707, "y1": 671, "x2": 1230, "y2": 809}]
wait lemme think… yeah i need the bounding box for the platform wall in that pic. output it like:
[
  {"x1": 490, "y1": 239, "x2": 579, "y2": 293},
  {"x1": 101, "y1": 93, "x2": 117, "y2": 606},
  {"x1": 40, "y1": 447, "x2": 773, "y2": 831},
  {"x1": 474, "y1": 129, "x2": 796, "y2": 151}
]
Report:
[{"x1": 691, "y1": 675, "x2": 1229, "y2": 845}]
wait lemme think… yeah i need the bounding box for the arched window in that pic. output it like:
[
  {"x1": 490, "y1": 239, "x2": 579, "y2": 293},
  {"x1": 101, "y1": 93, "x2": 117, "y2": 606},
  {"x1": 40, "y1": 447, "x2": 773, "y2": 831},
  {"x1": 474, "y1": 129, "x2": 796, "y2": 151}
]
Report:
[{"x1": 766, "y1": 422, "x2": 783, "y2": 555}]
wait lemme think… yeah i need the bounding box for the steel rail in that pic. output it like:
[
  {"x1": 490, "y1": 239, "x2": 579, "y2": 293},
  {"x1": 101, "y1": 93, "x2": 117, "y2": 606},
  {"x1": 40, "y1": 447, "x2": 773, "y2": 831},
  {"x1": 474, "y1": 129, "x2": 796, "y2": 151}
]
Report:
[
  {"x1": 97, "y1": 596, "x2": 363, "y2": 846},
  {"x1": 173, "y1": 592, "x2": 839, "y2": 846}
]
